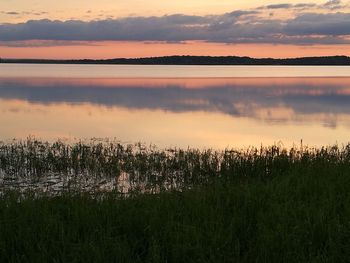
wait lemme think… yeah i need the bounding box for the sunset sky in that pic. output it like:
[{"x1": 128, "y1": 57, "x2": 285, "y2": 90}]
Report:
[{"x1": 1, "y1": 0, "x2": 350, "y2": 58}]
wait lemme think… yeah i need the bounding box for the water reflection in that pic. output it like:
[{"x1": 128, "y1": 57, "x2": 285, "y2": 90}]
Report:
[{"x1": 1, "y1": 77, "x2": 350, "y2": 148}]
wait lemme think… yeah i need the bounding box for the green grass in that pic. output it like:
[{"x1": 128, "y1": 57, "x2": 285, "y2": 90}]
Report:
[
  {"x1": 1, "y1": 143, "x2": 350, "y2": 262},
  {"x1": 2, "y1": 138, "x2": 350, "y2": 194}
]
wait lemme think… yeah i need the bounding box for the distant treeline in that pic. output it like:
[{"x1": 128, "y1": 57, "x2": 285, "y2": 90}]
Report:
[{"x1": 1, "y1": 55, "x2": 350, "y2": 65}]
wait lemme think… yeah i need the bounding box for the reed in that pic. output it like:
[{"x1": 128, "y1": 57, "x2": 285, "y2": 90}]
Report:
[
  {"x1": 1, "y1": 138, "x2": 350, "y2": 262},
  {"x1": 1, "y1": 138, "x2": 350, "y2": 195}
]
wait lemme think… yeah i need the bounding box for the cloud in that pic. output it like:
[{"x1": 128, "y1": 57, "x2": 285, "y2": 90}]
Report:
[
  {"x1": 294, "y1": 3, "x2": 317, "y2": 8},
  {"x1": 285, "y1": 13, "x2": 350, "y2": 36},
  {"x1": 323, "y1": 0, "x2": 347, "y2": 10},
  {"x1": 266, "y1": 4, "x2": 293, "y2": 9},
  {"x1": 259, "y1": 1, "x2": 349, "y2": 11},
  {"x1": 1, "y1": 10, "x2": 48, "y2": 16},
  {"x1": 0, "y1": 40, "x2": 98, "y2": 47},
  {"x1": 226, "y1": 10, "x2": 260, "y2": 17},
  {"x1": 324, "y1": 0, "x2": 341, "y2": 6},
  {"x1": 1, "y1": 9, "x2": 350, "y2": 45},
  {"x1": 3, "y1": 11, "x2": 20, "y2": 15}
]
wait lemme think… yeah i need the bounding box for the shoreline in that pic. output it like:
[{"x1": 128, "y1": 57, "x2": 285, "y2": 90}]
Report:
[{"x1": 2, "y1": 55, "x2": 350, "y2": 66}]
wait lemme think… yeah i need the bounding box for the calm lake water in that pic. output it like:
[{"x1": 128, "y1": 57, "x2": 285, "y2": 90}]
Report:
[{"x1": 1, "y1": 64, "x2": 350, "y2": 149}]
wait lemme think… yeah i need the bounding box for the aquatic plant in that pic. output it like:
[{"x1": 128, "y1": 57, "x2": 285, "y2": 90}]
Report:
[{"x1": 1, "y1": 138, "x2": 350, "y2": 195}]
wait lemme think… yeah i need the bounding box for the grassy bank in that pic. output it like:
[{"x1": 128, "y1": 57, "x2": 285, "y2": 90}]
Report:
[{"x1": 1, "y1": 140, "x2": 350, "y2": 262}]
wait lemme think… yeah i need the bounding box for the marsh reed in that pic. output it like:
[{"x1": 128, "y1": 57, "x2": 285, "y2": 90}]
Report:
[
  {"x1": 1, "y1": 138, "x2": 349, "y2": 194},
  {"x1": 2, "y1": 138, "x2": 350, "y2": 262}
]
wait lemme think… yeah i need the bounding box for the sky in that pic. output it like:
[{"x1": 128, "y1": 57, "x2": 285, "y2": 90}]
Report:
[{"x1": 1, "y1": 0, "x2": 350, "y2": 58}]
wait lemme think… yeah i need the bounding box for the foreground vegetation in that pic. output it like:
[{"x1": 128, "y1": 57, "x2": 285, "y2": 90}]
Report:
[{"x1": 1, "y1": 139, "x2": 350, "y2": 262}]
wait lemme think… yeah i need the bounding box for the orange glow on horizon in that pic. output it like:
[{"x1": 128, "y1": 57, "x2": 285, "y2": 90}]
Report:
[{"x1": 2, "y1": 41, "x2": 350, "y2": 59}]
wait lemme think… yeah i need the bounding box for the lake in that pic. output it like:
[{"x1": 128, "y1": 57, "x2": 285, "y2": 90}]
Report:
[{"x1": 1, "y1": 64, "x2": 350, "y2": 149}]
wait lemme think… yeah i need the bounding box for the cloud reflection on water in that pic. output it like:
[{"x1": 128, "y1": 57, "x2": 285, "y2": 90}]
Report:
[{"x1": 0, "y1": 77, "x2": 350, "y2": 128}]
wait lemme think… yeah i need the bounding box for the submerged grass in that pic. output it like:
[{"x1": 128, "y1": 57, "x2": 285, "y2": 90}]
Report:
[
  {"x1": 1, "y1": 138, "x2": 350, "y2": 194},
  {"x1": 1, "y1": 139, "x2": 350, "y2": 262}
]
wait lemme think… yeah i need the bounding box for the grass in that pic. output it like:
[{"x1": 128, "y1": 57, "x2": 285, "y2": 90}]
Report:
[{"x1": 1, "y1": 139, "x2": 350, "y2": 262}]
